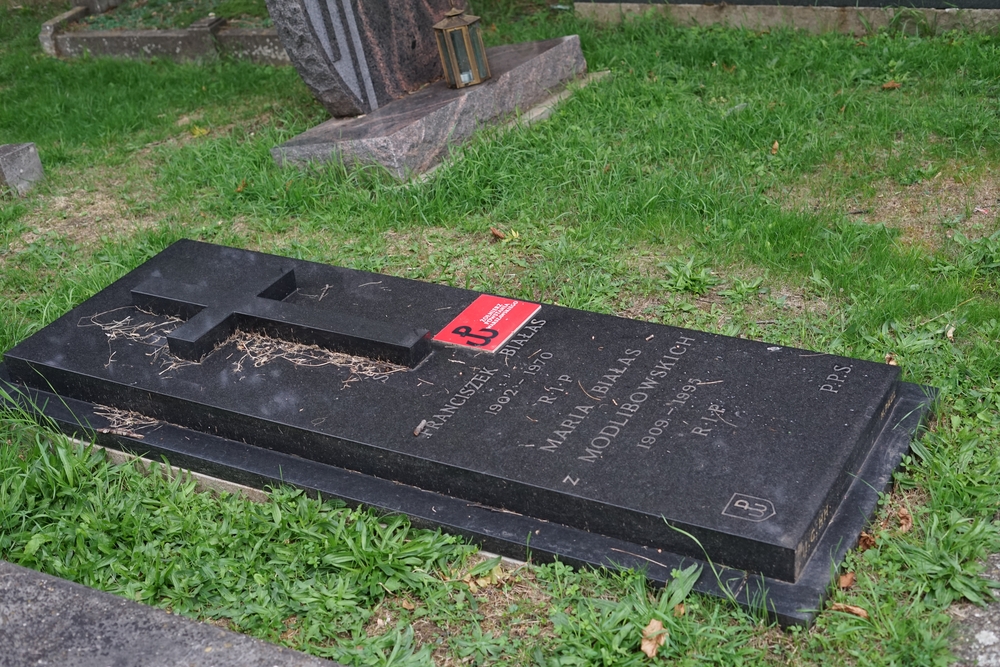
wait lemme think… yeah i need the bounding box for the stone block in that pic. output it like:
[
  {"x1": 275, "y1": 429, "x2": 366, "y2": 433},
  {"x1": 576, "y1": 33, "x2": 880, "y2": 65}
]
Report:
[
  {"x1": 272, "y1": 35, "x2": 587, "y2": 178},
  {"x1": 0, "y1": 143, "x2": 44, "y2": 196},
  {"x1": 39, "y1": 5, "x2": 88, "y2": 57},
  {"x1": 55, "y1": 28, "x2": 219, "y2": 62}
]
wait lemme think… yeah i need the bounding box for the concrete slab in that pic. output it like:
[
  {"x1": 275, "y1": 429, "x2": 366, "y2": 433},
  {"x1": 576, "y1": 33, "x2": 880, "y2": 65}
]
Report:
[{"x1": 0, "y1": 560, "x2": 341, "y2": 667}]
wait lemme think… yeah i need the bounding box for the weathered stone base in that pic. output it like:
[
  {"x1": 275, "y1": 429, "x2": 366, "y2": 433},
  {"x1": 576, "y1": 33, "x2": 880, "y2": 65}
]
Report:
[
  {"x1": 272, "y1": 36, "x2": 587, "y2": 179},
  {"x1": 576, "y1": 3, "x2": 1000, "y2": 35}
]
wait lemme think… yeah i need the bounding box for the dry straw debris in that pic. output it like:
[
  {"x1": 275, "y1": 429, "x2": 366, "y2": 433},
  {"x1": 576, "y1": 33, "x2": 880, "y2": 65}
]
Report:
[{"x1": 80, "y1": 306, "x2": 408, "y2": 382}]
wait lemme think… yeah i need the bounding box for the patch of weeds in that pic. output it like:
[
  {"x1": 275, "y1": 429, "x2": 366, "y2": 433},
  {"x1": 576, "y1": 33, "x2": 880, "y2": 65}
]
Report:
[
  {"x1": 956, "y1": 230, "x2": 1000, "y2": 274},
  {"x1": 656, "y1": 256, "x2": 720, "y2": 296},
  {"x1": 891, "y1": 510, "x2": 1000, "y2": 607},
  {"x1": 885, "y1": 8, "x2": 939, "y2": 38},
  {"x1": 718, "y1": 276, "x2": 765, "y2": 303},
  {"x1": 897, "y1": 162, "x2": 940, "y2": 187}
]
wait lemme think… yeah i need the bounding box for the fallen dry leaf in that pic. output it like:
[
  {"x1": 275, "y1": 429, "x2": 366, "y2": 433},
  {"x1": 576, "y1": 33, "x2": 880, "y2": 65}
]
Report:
[
  {"x1": 771, "y1": 141, "x2": 779, "y2": 155},
  {"x1": 400, "y1": 599, "x2": 415, "y2": 610},
  {"x1": 838, "y1": 572, "x2": 857, "y2": 590},
  {"x1": 640, "y1": 619, "x2": 668, "y2": 659},
  {"x1": 898, "y1": 506, "x2": 913, "y2": 534},
  {"x1": 857, "y1": 531, "x2": 877, "y2": 552},
  {"x1": 190, "y1": 125, "x2": 209, "y2": 137},
  {"x1": 882, "y1": 80, "x2": 902, "y2": 90},
  {"x1": 235, "y1": 179, "x2": 246, "y2": 193},
  {"x1": 489, "y1": 227, "x2": 506, "y2": 241},
  {"x1": 830, "y1": 602, "x2": 869, "y2": 620},
  {"x1": 885, "y1": 353, "x2": 898, "y2": 366},
  {"x1": 839, "y1": 105, "x2": 846, "y2": 114},
  {"x1": 673, "y1": 603, "x2": 685, "y2": 617}
]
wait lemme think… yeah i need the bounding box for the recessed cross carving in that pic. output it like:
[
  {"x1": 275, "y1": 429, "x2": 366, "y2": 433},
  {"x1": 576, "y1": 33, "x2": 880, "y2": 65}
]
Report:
[{"x1": 131, "y1": 264, "x2": 431, "y2": 367}]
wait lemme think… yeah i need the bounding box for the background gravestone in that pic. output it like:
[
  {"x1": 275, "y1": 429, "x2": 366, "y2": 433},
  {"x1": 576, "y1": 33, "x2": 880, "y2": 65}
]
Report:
[
  {"x1": 266, "y1": 0, "x2": 464, "y2": 117},
  {"x1": 0, "y1": 143, "x2": 44, "y2": 197}
]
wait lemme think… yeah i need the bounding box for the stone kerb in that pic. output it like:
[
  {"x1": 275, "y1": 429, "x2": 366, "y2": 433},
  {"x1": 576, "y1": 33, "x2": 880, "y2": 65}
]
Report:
[
  {"x1": 39, "y1": 7, "x2": 291, "y2": 65},
  {"x1": 575, "y1": 3, "x2": 1000, "y2": 35}
]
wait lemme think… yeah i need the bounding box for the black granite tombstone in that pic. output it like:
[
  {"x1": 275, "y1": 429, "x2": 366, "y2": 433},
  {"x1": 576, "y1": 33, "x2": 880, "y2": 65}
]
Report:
[{"x1": 0, "y1": 240, "x2": 934, "y2": 625}]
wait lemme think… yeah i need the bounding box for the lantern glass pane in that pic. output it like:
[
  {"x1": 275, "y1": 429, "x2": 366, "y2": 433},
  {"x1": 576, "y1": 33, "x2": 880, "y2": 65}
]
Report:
[
  {"x1": 436, "y1": 31, "x2": 455, "y2": 86},
  {"x1": 449, "y1": 29, "x2": 474, "y2": 84},
  {"x1": 469, "y1": 23, "x2": 488, "y2": 81}
]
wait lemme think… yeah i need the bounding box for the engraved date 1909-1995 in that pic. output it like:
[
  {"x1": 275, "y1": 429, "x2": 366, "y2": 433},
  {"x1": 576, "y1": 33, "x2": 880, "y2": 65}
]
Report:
[{"x1": 636, "y1": 378, "x2": 703, "y2": 449}]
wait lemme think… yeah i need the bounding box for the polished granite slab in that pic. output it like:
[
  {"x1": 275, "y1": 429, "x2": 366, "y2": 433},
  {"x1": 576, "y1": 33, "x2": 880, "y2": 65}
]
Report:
[{"x1": 272, "y1": 36, "x2": 587, "y2": 178}]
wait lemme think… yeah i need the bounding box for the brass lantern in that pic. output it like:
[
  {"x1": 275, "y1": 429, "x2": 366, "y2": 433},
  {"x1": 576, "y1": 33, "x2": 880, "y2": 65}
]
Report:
[{"x1": 433, "y1": 5, "x2": 491, "y2": 89}]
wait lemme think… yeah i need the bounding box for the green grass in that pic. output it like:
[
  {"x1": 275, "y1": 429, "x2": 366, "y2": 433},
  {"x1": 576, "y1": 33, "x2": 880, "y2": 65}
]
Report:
[{"x1": 3, "y1": 0, "x2": 1000, "y2": 664}]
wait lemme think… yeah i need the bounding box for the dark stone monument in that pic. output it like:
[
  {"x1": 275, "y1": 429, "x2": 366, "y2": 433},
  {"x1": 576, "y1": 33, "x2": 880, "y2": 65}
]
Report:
[
  {"x1": 266, "y1": 0, "x2": 462, "y2": 117},
  {"x1": 0, "y1": 240, "x2": 934, "y2": 625}
]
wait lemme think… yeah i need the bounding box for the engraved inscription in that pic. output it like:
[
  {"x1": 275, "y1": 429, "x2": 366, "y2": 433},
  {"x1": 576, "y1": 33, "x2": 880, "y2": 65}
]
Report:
[
  {"x1": 588, "y1": 348, "x2": 642, "y2": 397},
  {"x1": 497, "y1": 318, "x2": 546, "y2": 358},
  {"x1": 637, "y1": 419, "x2": 670, "y2": 450},
  {"x1": 420, "y1": 367, "x2": 499, "y2": 437},
  {"x1": 722, "y1": 494, "x2": 776, "y2": 522},
  {"x1": 820, "y1": 364, "x2": 853, "y2": 394},
  {"x1": 539, "y1": 404, "x2": 596, "y2": 452},
  {"x1": 535, "y1": 374, "x2": 573, "y2": 406},
  {"x1": 691, "y1": 402, "x2": 733, "y2": 437}
]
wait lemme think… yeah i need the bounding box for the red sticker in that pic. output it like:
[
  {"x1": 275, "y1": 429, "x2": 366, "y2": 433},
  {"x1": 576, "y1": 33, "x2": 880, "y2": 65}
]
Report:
[{"x1": 434, "y1": 295, "x2": 541, "y2": 353}]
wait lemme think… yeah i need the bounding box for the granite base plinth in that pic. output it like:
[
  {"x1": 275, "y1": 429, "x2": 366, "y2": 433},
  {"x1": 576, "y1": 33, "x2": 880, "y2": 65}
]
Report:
[{"x1": 272, "y1": 36, "x2": 587, "y2": 179}]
